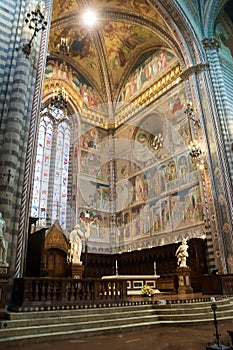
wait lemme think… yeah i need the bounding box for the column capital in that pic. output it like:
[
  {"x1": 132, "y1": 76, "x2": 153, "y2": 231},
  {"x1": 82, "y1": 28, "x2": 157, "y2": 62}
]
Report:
[{"x1": 202, "y1": 37, "x2": 221, "y2": 51}]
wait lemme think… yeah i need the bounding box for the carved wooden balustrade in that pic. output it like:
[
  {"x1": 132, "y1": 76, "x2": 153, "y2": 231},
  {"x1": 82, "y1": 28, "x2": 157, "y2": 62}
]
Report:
[
  {"x1": 10, "y1": 278, "x2": 128, "y2": 311},
  {"x1": 8, "y1": 274, "x2": 233, "y2": 312}
]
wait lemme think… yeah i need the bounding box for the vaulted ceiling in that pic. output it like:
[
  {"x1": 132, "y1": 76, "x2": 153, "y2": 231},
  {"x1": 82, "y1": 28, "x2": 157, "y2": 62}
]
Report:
[
  {"x1": 47, "y1": 0, "x2": 183, "y2": 112},
  {"x1": 45, "y1": 0, "x2": 231, "y2": 120}
]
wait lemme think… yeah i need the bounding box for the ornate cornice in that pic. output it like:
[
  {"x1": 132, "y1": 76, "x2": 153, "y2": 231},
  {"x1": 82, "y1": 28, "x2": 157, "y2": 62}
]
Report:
[
  {"x1": 113, "y1": 225, "x2": 206, "y2": 254},
  {"x1": 81, "y1": 63, "x2": 182, "y2": 130},
  {"x1": 115, "y1": 63, "x2": 181, "y2": 127}
]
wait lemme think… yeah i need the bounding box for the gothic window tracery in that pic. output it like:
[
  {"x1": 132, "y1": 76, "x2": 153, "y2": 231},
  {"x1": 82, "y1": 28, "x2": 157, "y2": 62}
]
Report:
[{"x1": 31, "y1": 108, "x2": 71, "y2": 229}]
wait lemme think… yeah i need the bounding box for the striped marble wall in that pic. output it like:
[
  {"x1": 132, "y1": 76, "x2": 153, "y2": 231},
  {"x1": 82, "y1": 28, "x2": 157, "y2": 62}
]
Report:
[{"x1": 0, "y1": 0, "x2": 52, "y2": 280}]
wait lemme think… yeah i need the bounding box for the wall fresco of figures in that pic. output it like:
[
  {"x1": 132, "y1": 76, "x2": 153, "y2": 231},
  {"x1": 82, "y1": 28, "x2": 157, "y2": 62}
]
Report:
[
  {"x1": 115, "y1": 82, "x2": 205, "y2": 243},
  {"x1": 44, "y1": 58, "x2": 99, "y2": 109},
  {"x1": 68, "y1": 84, "x2": 205, "y2": 247},
  {"x1": 119, "y1": 49, "x2": 176, "y2": 103},
  {"x1": 71, "y1": 124, "x2": 110, "y2": 242}
]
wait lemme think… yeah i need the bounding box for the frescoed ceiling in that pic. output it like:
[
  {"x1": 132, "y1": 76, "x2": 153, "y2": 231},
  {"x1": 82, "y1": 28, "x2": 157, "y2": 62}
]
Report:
[
  {"x1": 47, "y1": 0, "x2": 182, "y2": 114},
  {"x1": 46, "y1": 0, "x2": 232, "y2": 117}
]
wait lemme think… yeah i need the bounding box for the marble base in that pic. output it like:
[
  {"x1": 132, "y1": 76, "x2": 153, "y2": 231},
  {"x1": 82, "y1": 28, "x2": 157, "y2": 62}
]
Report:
[
  {"x1": 0, "y1": 264, "x2": 9, "y2": 318},
  {"x1": 176, "y1": 266, "x2": 193, "y2": 294},
  {"x1": 71, "y1": 263, "x2": 84, "y2": 279}
]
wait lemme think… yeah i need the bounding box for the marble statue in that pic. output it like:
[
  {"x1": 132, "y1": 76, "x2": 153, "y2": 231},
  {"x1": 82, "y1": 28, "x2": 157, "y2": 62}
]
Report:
[
  {"x1": 0, "y1": 212, "x2": 7, "y2": 265},
  {"x1": 67, "y1": 224, "x2": 84, "y2": 264},
  {"x1": 175, "y1": 238, "x2": 189, "y2": 267}
]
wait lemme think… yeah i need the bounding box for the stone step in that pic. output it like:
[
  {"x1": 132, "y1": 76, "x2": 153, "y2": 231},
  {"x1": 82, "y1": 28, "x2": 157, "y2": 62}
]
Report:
[
  {"x1": 2, "y1": 308, "x2": 154, "y2": 328},
  {"x1": 1, "y1": 297, "x2": 233, "y2": 347},
  {"x1": 6, "y1": 303, "x2": 152, "y2": 320},
  {"x1": 0, "y1": 320, "x2": 161, "y2": 346},
  {"x1": 153, "y1": 297, "x2": 233, "y2": 309},
  {"x1": 153, "y1": 297, "x2": 233, "y2": 323},
  {"x1": 154, "y1": 303, "x2": 233, "y2": 314},
  {"x1": 157, "y1": 309, "x2": 233, "y2": 321},
  {"x1": 0, "y1": 309, "x2": 158, "y2": 335},
  {"x1": 0, "y1": 313, "x2": 160, "y2": 338}
]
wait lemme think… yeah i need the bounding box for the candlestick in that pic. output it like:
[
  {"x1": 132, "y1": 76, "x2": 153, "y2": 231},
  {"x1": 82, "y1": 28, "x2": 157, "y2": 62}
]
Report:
[
  {"x1": 154, "y1": 261, "x2": 156, "y2": 275},
  {"x1": 116, "y1": 260, "x2": 118, "y2": 276}
]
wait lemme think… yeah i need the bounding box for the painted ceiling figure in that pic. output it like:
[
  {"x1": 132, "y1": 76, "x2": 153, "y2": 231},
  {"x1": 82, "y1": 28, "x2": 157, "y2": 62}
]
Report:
[{"x1": 70, "y1": 32, "x2": 91, "y2": 59}]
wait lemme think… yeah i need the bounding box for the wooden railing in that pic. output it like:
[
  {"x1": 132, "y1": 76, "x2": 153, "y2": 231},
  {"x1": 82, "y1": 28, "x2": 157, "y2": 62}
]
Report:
[
  {"x1": 220, "y1": 274, "x2": 233, "y2": 295},
  {"x1": 10, "y1": 278, "x2": 128, "y2": 311},
  {"x1": 201, "y1": 274, "x2": 233, "y2": 295},
  {"x1": 9, "y1": 274, "x2": 233, "y2": 312}
]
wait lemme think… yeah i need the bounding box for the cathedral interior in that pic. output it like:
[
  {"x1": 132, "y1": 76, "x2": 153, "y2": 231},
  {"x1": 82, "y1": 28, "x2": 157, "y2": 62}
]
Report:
[{"x1": 0, "y1": 0, "x2": 233, "y2": 323}]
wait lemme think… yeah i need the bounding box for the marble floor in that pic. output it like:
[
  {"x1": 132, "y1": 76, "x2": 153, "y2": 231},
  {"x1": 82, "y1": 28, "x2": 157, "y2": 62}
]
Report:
[{"x1": 6, "y1": 320, "x2": 233, "y2": 350}]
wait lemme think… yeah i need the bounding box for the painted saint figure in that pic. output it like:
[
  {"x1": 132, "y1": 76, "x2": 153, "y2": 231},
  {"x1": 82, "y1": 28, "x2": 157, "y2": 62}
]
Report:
[{"x1": 175, "y1": 238, "x2": 189, "y2": 267}]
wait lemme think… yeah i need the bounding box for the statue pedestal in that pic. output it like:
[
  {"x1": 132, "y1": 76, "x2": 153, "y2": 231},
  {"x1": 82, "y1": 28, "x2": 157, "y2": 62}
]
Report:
[
  {"x1": 176, "y1": 266, "x2": 193, "y2": 294},
  {"x1": 0, "y1": 264, "x2": 9, "y2": 319},
  {"x1": 71, "y1": 263, "x2": 84, "y2": 279}
]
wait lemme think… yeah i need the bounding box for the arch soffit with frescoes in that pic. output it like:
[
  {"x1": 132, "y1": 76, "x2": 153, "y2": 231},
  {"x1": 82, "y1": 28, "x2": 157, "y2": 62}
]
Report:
[
  {"x1": 43, "y1": 0, "x2": 233, "y2": 130},
  {"x1": 46, "y1": 0, "x2": 203, "y2": 127}
]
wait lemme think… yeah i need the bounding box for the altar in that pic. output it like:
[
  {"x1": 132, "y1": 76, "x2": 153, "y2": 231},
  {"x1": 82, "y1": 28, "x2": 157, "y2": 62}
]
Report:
[{"x1": 102, "y1": 274, "x2": 160, "y2": 295}]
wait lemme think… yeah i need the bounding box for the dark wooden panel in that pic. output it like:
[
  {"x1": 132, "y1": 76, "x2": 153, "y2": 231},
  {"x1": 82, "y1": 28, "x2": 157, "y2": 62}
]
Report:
[{"x1": 25, "y1": 228, "x2": 46, "y2": 277}]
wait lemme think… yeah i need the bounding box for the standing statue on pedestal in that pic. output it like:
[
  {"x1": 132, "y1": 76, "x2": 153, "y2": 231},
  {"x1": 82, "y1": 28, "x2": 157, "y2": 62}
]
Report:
[
  {"x1": 0, "y1": 212, "x2": 7, "y2": 265},
  {"x1": 175, "y1": 238, "x2": 189, "y2": 267},
  {"x1": 67, "y1": 224, "x2": 84, "y2": 264}
]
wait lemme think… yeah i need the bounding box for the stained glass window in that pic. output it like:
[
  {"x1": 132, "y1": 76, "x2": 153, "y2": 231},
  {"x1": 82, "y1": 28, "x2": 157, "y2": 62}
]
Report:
[
  {"x1": 52, "y1": 121, "x2": 70, "y2": 227},
  {"x1": 31, "y1": 108, "x2": 70, "y2": 229}
]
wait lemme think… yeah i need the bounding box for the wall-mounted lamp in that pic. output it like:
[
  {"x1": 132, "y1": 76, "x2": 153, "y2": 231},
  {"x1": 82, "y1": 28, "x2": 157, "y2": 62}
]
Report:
[
  {"x1": 189, "y1": 140, "x2": 202, "y2": 159},
  {"x1": 22, "y1": 3, "x2": 47, "y2": 58},
  {"x1": 50, "y1": 87, "x2": 69, "y2": 110},
  {"x1": 185, "y1": 101, "x2": 202, "y2": 160},
  {"x1": 184, "y1": 101, "x2": 200, "y2": 127},
  {"x1": 57, "y1": 37, "x2": 69, "y2": 56}
]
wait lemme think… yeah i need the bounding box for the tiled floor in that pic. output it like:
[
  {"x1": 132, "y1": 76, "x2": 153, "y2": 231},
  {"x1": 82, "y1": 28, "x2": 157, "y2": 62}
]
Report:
[{"x1": 6, "y1": 320, "x2": 233, "y2": 350}]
